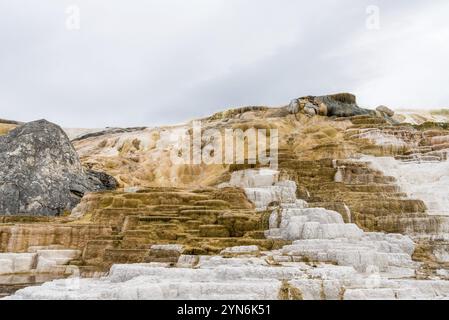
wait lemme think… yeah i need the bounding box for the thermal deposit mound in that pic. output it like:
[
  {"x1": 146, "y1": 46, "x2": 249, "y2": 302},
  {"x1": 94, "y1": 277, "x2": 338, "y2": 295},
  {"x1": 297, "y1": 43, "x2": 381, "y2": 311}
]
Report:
[{"x1": 2, "y1": 93, "x2": 449, "y2": 299}]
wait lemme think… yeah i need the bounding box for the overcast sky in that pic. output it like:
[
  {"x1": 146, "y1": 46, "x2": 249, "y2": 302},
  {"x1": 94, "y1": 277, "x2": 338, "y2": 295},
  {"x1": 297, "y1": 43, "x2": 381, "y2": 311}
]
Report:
[{"x1": 1, "y1": 0, "x2": 448, "y2": 127}]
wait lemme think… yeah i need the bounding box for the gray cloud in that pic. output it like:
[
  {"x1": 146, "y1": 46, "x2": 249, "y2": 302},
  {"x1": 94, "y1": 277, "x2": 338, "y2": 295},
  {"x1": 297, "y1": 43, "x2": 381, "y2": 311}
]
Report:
[{"x1": 0, "y1": 0, "x2": 448, "y2": 127}]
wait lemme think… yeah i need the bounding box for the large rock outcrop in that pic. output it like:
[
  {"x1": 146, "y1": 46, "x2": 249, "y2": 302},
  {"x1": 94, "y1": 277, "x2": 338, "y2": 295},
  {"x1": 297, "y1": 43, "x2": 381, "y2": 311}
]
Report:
[
  {"x1": 0, "y1": 119, "x2": 116, "y2": 216},
  {"x1": 288, "y1": 93, "x2": 392, "y2": 119}
]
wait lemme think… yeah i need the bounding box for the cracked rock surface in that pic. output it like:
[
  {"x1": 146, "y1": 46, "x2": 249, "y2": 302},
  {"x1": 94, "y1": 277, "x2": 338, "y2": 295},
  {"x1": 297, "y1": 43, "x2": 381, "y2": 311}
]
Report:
[{"x1": 0, "y1": 120, "x2": 116, "y2": 216}]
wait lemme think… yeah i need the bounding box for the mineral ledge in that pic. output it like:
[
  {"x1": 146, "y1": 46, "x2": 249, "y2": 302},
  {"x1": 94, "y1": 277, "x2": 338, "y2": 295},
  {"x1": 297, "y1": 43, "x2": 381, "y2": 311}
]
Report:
[{"x1": 5, "y1": 169, "x2": 449, "y2": 300}]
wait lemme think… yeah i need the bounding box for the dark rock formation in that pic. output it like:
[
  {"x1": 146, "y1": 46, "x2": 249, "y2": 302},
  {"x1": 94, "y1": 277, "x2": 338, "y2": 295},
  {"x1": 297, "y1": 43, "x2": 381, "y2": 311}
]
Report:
[
  {"x1": 288, "y1": 93, "x2": 389, "y2": 118},
  {"x1": 314, "y1": 93, "x2": 376, "y2": 117},
  {"x1": 86, "y1": 170, "x2": 118, "y2": 190},
  {"x1": 0, "y1": 119, "x2": 117, "y2": 216}
]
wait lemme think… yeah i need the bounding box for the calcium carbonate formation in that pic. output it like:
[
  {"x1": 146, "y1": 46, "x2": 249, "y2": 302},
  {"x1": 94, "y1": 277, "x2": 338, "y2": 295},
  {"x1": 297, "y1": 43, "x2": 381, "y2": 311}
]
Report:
[{"x1": 5, "y1": 169, "x2": 449, "y2": 300}]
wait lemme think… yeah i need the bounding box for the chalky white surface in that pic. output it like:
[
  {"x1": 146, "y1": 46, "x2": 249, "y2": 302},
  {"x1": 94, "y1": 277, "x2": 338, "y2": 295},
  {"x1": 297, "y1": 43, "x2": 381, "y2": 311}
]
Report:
[
  {"x1": 5, "y1": 169, "x2": 449, "y2": 300},
  {"x1": 361, "y1": 155, "x2": 449, "y2": 215}
]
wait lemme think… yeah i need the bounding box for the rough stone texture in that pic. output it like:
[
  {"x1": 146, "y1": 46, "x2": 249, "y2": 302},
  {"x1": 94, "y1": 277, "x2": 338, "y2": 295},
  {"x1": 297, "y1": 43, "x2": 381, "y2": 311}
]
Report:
[
  {"x1": 0, "y1": 120, "x2": 116, "y2": 216},
  {"x1": 287, "y1": 99, "x2": 300, "y2": 114},
  {"x1": 0, "y1": 185, "x2": 269, "y2": 273},
  {"x1": 376, "y1": 105, "x2": 395, "y2": 117},
  {"x1": 85, "y1": 170, "x2": 118, "y2": 190},
  {"x1": 0, "y1": 223, "x2": 112, "y2": 252},
  {"x1": 74, "y1": 186, "x2": 273, "y2": 267},
  {"x1": 289, "y1": 93, "x2": 379, "y2": 118},
  {"x1": 303, "y1": 102, "x2": 318, "y2": 116},
  {"x1": 145, "y1": 244, "x2": 185, "y2": 263}
]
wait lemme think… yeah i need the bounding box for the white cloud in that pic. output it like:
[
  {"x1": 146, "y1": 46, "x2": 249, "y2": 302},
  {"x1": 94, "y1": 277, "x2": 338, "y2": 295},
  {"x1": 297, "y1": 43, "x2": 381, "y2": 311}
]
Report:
[{"x1": 0, "y1": 0, "x2": 448, "y2": 127}]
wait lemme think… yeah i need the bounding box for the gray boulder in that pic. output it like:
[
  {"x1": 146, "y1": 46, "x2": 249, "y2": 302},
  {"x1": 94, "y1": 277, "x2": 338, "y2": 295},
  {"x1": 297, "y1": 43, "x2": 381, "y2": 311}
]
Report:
[
  {"x1": 287, "y1": 99, "x2": 300, "y2": 114},
  {"x1": 376, "y1": 105, "x2": 395, "y2": 117},
  {"x1": 0, "y1": 119, "x2": 116, "y2": 216},
  {"x1": 314, "y1": 93, "x2": 376, "y2": 117},
  {"x1": 304, "y1": 102, "x2": 318, "y2": 116},
  {"x1": 291, "y1": 93, "x2": 380, "y2": 118}
]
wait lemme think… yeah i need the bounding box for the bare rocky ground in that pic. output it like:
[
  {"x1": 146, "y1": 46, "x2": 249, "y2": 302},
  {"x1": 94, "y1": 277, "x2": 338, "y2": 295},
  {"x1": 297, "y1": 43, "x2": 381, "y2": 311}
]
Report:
[{"x1": 1, "y1": 93, "x2": 449, "y2": 299}]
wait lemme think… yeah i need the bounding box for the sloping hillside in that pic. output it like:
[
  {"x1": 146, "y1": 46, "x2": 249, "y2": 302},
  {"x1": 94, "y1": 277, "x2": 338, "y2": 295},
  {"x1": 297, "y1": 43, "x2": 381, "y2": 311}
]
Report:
[{"x1": 2, "y1": 94, "x2": 449, "y2": 299}]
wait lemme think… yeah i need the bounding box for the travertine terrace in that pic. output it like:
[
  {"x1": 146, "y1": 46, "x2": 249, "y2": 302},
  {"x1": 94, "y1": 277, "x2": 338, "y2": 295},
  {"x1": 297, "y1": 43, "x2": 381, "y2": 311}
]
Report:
[{"x1": 2, "y1": 94, "x2": 449, "y2": 299}]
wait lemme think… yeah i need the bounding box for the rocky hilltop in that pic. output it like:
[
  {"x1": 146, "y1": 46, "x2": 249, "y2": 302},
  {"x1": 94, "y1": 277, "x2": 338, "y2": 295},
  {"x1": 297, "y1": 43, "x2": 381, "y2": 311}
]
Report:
[{"x1": 1, "y1": 94, "x2": 449, "y2": 299}]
